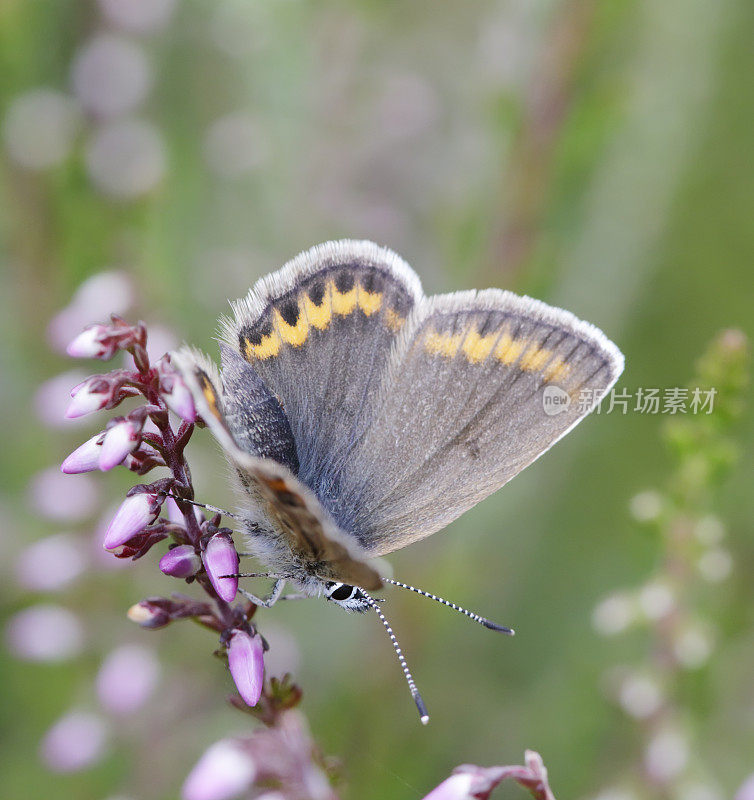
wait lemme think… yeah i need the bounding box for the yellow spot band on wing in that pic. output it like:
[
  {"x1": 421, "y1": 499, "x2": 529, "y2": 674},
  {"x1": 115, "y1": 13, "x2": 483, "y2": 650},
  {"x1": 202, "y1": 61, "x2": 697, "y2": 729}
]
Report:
[
  {"x1": 303, "y1": 293, "x2": 332, "y2": 330},
  {"x1": 274, "y1": 307, "x2": 309, "y2": 346},
  {"x1": 462, "y1": 330, "x2": 497, "y2": 363},
  {"x1": 424, "y1": 331, "x2": 464, "y2": 357},
  {"x1": 358, "y1": 288, "x2": 383, "y2": 316},
  {"x1": 543, "y1": 359, "x2": 571, "y2": 382},
  {"x1": 384, "y1": 308, "x2": 405, "y2": 331},
  {"x1": 330, "y1": 280, "x2": 358, "y2": 315},
  {"x1": 424, "y1": 323, "x2": 574, "y2": 383},
  {"x1": 197, "y1": 371, "x2": 222, "y2": 419},
  {"x1": 242, "y1": 278, "x2": 403, "y2": 360},
  {"x1": 243, "y1": 330, "x2": 281, "y2": 360},
  {"x1": 494, "y1": 332, "x2": 526, "y2": 364},
  {"x1": 519, "y1": 346, "x2": 551, "y2": 372}
]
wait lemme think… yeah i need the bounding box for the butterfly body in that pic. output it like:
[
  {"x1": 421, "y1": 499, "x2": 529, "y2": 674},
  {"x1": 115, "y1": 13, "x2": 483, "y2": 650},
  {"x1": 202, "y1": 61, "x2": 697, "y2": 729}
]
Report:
[{"x1": 174, "y1": 240, "x2": 624, "y2": 600}]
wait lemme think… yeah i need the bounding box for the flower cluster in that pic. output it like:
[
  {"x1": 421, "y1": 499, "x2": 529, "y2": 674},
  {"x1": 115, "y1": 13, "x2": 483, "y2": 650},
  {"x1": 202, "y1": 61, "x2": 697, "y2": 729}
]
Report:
[
  {"x1": 422, "y1": 750, "x2": 555, "y2": 800},
  {"x1": 60, "y1": 318, "x2": 277, "y2": 722},
  {"x1": 589, "y1": 330, "x2": 750, "y2": 800}
]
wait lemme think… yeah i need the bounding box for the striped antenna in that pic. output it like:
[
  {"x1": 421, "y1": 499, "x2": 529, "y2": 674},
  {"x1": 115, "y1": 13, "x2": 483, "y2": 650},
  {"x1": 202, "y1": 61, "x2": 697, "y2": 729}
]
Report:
[
  {"x1": 165, "y1": 494, "x2": 238, "y2": 520},
  {"x1": 361, "y1": 591, "x2": 430, "y2": 725},
  {"x1": 383, "y1": 578, "x2": 514, "y2": 635}
]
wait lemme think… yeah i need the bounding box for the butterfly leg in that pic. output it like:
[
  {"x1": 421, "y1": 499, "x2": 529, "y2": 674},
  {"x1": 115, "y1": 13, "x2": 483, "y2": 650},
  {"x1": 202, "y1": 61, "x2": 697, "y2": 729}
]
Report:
[
  {"x1": 238, "y1": 578, "x2": 286, "y2": 608},
  {"x1": 278, "y1": 593, "x2": 309, "y2": 602}
]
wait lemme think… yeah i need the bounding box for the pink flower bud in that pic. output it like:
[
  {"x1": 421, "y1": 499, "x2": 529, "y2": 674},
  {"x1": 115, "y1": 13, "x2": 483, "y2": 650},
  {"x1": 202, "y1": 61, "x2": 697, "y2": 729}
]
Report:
[
  {"x1": 158, "y1": 363, "x2": 197, "y2": 422},
  {"x1": 182, "y1": 740, "x2": 256, "y2": 800},
  {"x1": 61, "y1": 433, "x2": 104, "y2": 473},
  {"x1": 15, "y1": 533, "x2": 87, "y2": 592},
  {"x1": 422, "y1": 774, "x2": 474, "y2": 800},
  {"x1": 40, "y1": 711, "x2": 109, "y2": 773},
  {"x1": 103, "y1": 492, "x2": 161, "y2": 549},
  {"x1": 65, "y1": 378, "x2": 110, "y2": 419},
  {"x1": 5, "y1": 604, "x2": 84, "y2": 662},
  {"x1": 227, "y1": 630, "x2": 264, "y2": 707},
  {"x1": 66, "y1": 324, "x2": 116, "y2": 359},
  {"x1": 160, "y1": 544, "x2": 202, "y2": 578},
  {"x1": 203, "y1": 533, "x2": 239, "y2": 602},
  {"x1": 127, "y1": 600, "x2": 170, "y2": 629},
  {"x1": 99, "y1": 418, "x2": 141, "y2": 470},
  {"x1": 96, "y1": 644, "x2": 160, "y2": 715}
]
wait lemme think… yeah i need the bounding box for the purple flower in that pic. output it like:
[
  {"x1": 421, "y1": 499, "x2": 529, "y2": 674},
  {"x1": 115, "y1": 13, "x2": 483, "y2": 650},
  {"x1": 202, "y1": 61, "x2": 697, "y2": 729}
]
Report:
[
  {"x1": 422, "y1": 774, "x2": 474, "y2": 800},
  {"x1": 227, "y1": 630, "x2": 264, "y2": 707},
  {"x1": 103, "y1": 491, "x2": 161, "y2": 549},
  {"x1": 65, "y1": 377, "x2": 111, "y2": 418},
  {"x1": 160, "y1": 544, "x2": 202, "y2": 578},
  {"x1": 127, "y1": 600, "x2": 171, "y2": 629},
  {"x1": 40, "y1": 711, "x2": 109, "y2": 773},
  {"x1": 66, "y1": 324, "x2": 117, "y2": 359},
  {"x1": 158, "y1": 360, "x2": 197, "y2": 422},
  {"x1": 35, "y1": 369, "x2": 89, "y2": 428},
  {"x1": 15, "y1": 533, "x2": 87, "y2": 592},
  {"x1": 29, "y1": 466, "x2": 98, "y2": 521},
  {"x1": 182, "y1": 740, "x2": 256, "y2": 800},
  {"x1": 5, "y1": 604, "x2": 85, "y2": 662},
  {"x1": 96, "y1": 644, "x2": 160, "y2": 715},
  {"x1": 61, "y1": 432, "x2": 104, "y2": 473},
  {"x1": 422, "y1": 752, "x2": 556, "y2": 800},
  {"x1": 202, "y1": 533, "x2": 239, "y2": 602},
  {"x1": 48, "y1": 270, "x2": 134, "y2": 353},
  {"x1": 99, "y1": 418, "x2": 141, "y2": 470}
]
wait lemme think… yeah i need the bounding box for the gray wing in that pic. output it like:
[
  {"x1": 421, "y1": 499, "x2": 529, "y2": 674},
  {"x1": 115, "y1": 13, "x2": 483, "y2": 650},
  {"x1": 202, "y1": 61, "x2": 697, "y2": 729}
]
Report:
[
  {"x1": 170, "y1": 347, "x2": 383, "y2": 590},
  {"x1": 332, "y1": 290, "x2": 624, "y2": 556},
  {"x1": 217, "y1": 240, "x2": 423, "y2": 513}
]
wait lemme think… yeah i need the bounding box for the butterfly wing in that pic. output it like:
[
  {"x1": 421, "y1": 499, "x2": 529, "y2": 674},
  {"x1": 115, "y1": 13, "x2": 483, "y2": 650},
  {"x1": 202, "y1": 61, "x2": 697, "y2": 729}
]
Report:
[
  {"x1": 171, "y1": 348, "x2": 383, "y2": 590},
  {"x1": 331, "y1": 290, "x2": 624, "y2": 556},
  {"x1": 218, "y1": 240, "x2": 423, "y2": 517}
]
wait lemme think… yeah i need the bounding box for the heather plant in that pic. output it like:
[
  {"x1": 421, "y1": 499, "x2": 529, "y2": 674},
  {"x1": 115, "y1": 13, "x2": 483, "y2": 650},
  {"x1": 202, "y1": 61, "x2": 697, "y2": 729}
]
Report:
[
  {"x1": 589, "y1": 330, "x2": 750, "y2": 800},
  {"x1": 57, "y1": 315, "x2": 558, "y2": 800}
]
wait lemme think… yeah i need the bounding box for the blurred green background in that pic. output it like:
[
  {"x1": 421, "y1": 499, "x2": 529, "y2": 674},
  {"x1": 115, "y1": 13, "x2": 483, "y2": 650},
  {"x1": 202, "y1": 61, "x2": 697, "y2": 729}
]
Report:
[{"x1": 1, "y1": 1, "x2": 753, "y2": 799}]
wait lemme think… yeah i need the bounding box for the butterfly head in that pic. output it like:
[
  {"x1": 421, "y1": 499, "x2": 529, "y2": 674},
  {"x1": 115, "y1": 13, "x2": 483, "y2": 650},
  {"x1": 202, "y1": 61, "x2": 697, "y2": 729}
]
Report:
[{"x1": 323, "y1": 581, "x2": 371, "y2": 612}]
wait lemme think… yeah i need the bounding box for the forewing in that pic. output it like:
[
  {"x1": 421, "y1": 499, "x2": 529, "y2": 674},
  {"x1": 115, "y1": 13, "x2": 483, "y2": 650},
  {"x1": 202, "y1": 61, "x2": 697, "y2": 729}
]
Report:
[
  {"x1": 334, "y1": 290, "x2": 624, "y2": 556},
  {"x1": 218, "y1": 240, "x2": 422, "y2": 524},
  {"x1": 171, "y1": 347, "x2": 382, "y2": 590}
]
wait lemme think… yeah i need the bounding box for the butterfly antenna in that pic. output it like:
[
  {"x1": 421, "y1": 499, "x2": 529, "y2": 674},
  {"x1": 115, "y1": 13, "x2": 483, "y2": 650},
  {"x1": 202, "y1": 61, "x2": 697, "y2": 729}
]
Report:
[
  {"x1": 165, "y1": 494, "x2": 238, "y2": 520},
  {"x1": 361, "y1": 591, "x2": 429, "y2": 725},
  {"x1": 383, "y1": 578, "x2": 514, "y2": 635}
]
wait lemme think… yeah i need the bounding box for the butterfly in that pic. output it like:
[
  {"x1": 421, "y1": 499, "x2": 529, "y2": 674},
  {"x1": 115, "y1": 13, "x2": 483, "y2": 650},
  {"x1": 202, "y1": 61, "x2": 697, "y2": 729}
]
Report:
[{"x1": 173, "y1": 239, "x2": 624, "y2": 721}]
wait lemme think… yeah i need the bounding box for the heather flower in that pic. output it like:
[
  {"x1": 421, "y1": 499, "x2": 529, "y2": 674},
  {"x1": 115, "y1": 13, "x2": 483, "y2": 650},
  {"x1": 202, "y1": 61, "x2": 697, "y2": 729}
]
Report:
[
  {"x1": 65, "y1": 377, "x2": 112, "y2": 418},
  {"x1": 227, "y1": 629, "x2": 265, "y2": 707},
  {"x1": 99, "y1": 417, "x2": 142, "y2": 470},
  {"x1": 127, "y1": 600, "x2": 171, "y2": 629},
  {"x1": 35, "y1": 369, "x2": 89, "y2": 428},
  {"x1": 29, "y1": 466, "x2": 98, "y2": 522},
  {"x1": 422, "y1": 751, "x2": 556, "y2": 800},
  {"x1": 96, "y1": 644, "x2": 160, "y2": 715},
  {"x1": 202, "y1": 533, "x2": 239, "y2": 602},
  {"x1": 158, "y1": 359, "x2": 197, "y2": 422},
  {"x1": 40, "y1": 711, "x2": 109, "y2": 773},
  {"x1": 423, "y1": 773, "x2": 475, "y2": 800},
  {"x1": 103, "y1": 491, "x2": 162, "y2": 550},
  {"x1": 15, "y1": 533, "x2": 87, "y2": 592},
  {"x1": 159, "y1": 544, "x2": 202, "y2": 578},
  {"x1": 61, "y1": 432, "x2": 105, "y2": 473},
  {"x1": 5, "y1": 604, "x2": 85, "y2": 662},
  {"x1": 66, "y1": 323, "x2": 118, "y2": 359},
  {"x1": 47, "y1": 271, "x2": 134, "y2": 353},
  {"x1": 182, "y1": 739, "x2": 256, "y2": 800}
]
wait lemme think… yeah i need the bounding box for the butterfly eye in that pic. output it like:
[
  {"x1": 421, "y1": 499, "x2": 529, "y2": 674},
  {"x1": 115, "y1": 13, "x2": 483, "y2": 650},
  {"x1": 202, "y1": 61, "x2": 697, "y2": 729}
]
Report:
[{"x1": 328, "y1": 582, "x2": 355, "y2": 601}]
